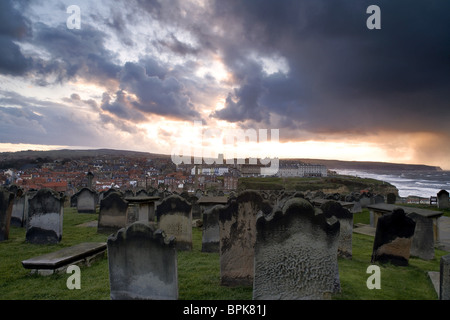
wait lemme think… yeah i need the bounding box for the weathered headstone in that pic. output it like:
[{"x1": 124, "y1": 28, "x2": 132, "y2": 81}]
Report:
[
  {"x1": 136, "y1": 189, "x2": 148, "y2": 197},
  {"x1": 437, "y1": 190, "x2": 449, "y2": 209},
  {"x1": 202, "y1": 204, "x2": 224, "y2": 253},
  {"x1": 124, "y1": 189, "x2": 135, "y2": 198},
  {"x1": 183, "y1": 195, "x2": 200, "y2": 219},
  {"x1": 26, "y1": 188, "x2": 64, "y2": 244},
  {"x1": 98, "y1": 192, "x2": 129, "y2": 234},
  {"x1": 371, "y1": 208, "x2": 416, "y2": 266},
  {"x1": 386, "y1": 193, "x2": 397, "y2": 204},
  {"x1": 373, "y1": 194, "x2": 385, "y2": 204},
  {"x1": 408, "y1": 212, "x2": 435, "y2": 260},
  {"x1": 70, "y1": 193, "x2": 78, "y2": 208},
  {"x1": 10, "y1": 187, "x2": 25, "y2": 227},
  {"x1": 359, "y1": 193, "x2": 372, "y2": 208},
  {"x1": 351, "y1": 201, "x2": 362, "y2": 214},
  {"x1": 320, "y1": 200, "x2": 353, "y2": 259},
  {"x1": 76, "y1": 188, "x2": 97, "y2": 214},
  {"x1": 218, "y1": 190, "x2": 272, "y2": 286},
  {"x1": 253, "y1": 198, "x2": 340, "y2": 300},
  {"x1": 0, "y1": 187, "x2": 15, "y2": 241},
  {"x1": 86, "y1": 171, "x2": 94, "y2": 189},
  {"x1": 125, "y1": 196, "x2": 160, "y2": 224},
  {"x1": 156, "y1": 195, "x2": 192, "y2": 251},
  {"x1": 198, "y1": 196, "x2": 228, "y2": 220},
  {"x1": 440, "y1": 254, "x2": 450, "y2": 300},
  {"x1": 107, "y1": 222, "x2": 178, "y2": 300}
]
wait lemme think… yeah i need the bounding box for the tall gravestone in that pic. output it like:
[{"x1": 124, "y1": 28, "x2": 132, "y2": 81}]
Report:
[
  {"x1": 76, "y1": 188, "x2": 97, "y2": 214},
  {"x1": 156, "y1": 195, "x2": 192, "y2": 251},
  {"x1": 253, "y1": 198, "x2": 341, "y2": 300},
  {"x1": 107, "y1": 222, "x2": 178, "y2": 300},
  {"x1": 98, "y1": 192, "x2": 129, "y2": 234},
  {"x1": 437, "y1": 190, "x2": 449, "y2": 209},
  {"x1": 202, "y1": 204, "x2": 224, "y2": 253},
  {"x1": 386, "y1": 193, "x2": 397, "y2": 204},
  {"x1": 26, "y1": 188, "x2": 64, "y2": 244},
  {"x1": 408, "y1": 212, "x2": 435, "y2": 260},
  {"x1": 371, "y1": 208, "x2": 416, "y2": 266},
  {"x1": 440, "y1": 254, "x2": 450, "y2": 300},
  {"x1": 9, "y1": 187, "x2": 25, "y2": 227},
  {"x1": 320, "y1": 200, "x2": 353, "y2": 259},
  {"x1": 218, "y1": 190, "x2": 272, "y2": 286},
  {"x1": 0, "y1": 187, "x2": 15, "y2": 241}
]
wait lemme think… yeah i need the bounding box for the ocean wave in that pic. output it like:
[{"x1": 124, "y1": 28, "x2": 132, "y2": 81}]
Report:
[{"x1": 335, "y1": 169, "x2": 449, "y2": 198}]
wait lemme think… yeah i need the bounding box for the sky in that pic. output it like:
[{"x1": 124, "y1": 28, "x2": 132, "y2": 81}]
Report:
[{"x1": 0, "y1": 0, "x2": 449, "y2": 169}]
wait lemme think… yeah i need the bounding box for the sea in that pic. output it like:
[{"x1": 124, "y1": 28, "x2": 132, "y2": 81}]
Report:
[{"x1": 333, "y1": 169, "x2": 450, "y2": 199}]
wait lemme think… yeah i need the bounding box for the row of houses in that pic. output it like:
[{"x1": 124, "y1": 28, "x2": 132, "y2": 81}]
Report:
[{"x1": 276, "y1": 163, "x2": 328, "y2": 178}]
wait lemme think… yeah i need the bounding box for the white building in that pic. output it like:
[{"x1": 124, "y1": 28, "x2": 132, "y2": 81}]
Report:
[
  {"x1": 277, "y1": 163, "x2": 327, "y2": 178},
  {"x1": 190, "y1": 166, "x2": 229, "y2": 176}
]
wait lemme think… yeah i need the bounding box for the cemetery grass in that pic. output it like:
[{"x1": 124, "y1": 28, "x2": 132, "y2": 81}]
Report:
[{"x1": 0, "y1": 208, "x2": 447, "y2": 300}]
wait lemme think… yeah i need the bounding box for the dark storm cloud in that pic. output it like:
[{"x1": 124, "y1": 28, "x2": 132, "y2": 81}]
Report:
[
  {"x1": 118, "y1": 61, "x2": 201, "y2": 120},
  {"x1": 0, "y1": 1, "x2": 32, "y2": 75},
  {"x1": 207, "y1": 0, "x2": 450, "y2": 139},
  {"x1": 2, "y1": 0, "x2": 449, "y2": 155},
  {"x1": 100, "y1": 90, "x2": 148, "y2": 123},
  {"x1": 157, "y1": 33, "x2": 201, "y2": 56},
  {"x1": 31, "y1": 22, "x2": 121, "y2": 85}
]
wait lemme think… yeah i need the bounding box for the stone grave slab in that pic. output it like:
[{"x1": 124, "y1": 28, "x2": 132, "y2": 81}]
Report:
[{"x1": 22, "y1": 242, "x2": 107, "y2": 275}]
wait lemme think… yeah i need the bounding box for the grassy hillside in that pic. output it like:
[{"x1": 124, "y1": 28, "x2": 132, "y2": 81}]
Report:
[{"x1": 238, "y1": 175, "x2": 399, "y2": 196}]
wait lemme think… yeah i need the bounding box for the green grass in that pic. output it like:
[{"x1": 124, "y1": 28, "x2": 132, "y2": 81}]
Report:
[
  {"x1": 0, "y1": 207, "x2": 447, "y2": 300},
  {"x1": 238, "y1": 175, "x2": 398, "y2": 195}
]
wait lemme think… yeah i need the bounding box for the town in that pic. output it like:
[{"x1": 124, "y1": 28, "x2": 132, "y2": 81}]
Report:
[{"x1": 0, "y1": 151, "x2": 328, "y2": 197}]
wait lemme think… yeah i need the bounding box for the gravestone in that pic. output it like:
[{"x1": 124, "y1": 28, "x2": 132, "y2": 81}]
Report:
[
  {"x1": 188, "y1": 195, "x2": 201, "y2": 220},
  {"x1": 86, "y1": 171, "x2": 94, "y2": 189},
  {"x1": 0, "y1": 188, "x2": 15, "y2": 241},
  {"x1": 107, "y1": 222, "x2": 178, "y2": 300},
  {"x1": 202, "y1": 204, "x2": 224, "y2": 253},
  {"x1": 136, "y1": 189, "x2": 148, "y2": 197},
  {"x1": 218, "y1": 190, "x2": 272, "y2": 286},
  {"x1": 371, "y1": 208, "x2": 416, "y2": 266},
  {"x1": 76, "y1": 188, "x2": 97, "y2": 214},
  {"x1": 98, "y1": 192, "x2": 129, "y2": 234},
  {"x1": 373, "y1": 194, "x2": 385, "y2": 204},
  {"x1": 408, "y1": 212, "x2": 435, "y2": 260},
  {"x1": 156, "y1": 195, "x2": 192, "y2": 251},
  {"x1": 26, "y1": 188, "x2": 64, "y2": 244},
  {"x1": 125, "y1": 196, "x2": 160, "y2": 224},
  {"x1": 440, "y1": 254, "x2": 450, "y2": 300},
  {"x1": 22, "y1": 242, "x2": 106, "y2": 275},
  {"x1": 70, "y1": 193, "x2": 78, "y2": 207},
  {"x1": 124, "y1": 190, "x2": 135, "y2": 198},
  {"x1": 386, "y1": 193, "x2": 397, "y2": 204},
  {"x1": 253, "y1": 198, "x2": 341, "y2": 300},
  {"x1": 320, "y1": 200, "x2": 353, "y2": 259},
  {"x1": 437, "y1": 190, "x2": 449, "y2": 209},
  {"x1": 9, "y1": 187, "x2": 25, "y2": 227},
  {"x1": 198, "y1": 196, "x2": 228, "y2": 220},
  {"x1": 359, "y1": 193, "x2": 372, "y2": 208},
  {"x1": 351, "y1": 201, "x2": 362, "y2": 214}
]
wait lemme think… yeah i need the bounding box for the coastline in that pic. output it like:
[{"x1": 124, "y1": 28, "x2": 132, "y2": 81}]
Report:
[{"x1": 334, "y1": 169, "x2": 450, "y2": 200}]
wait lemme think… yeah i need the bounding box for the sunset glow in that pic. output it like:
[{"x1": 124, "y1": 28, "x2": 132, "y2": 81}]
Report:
[{"x1": 0, "y1": 0, "x2": 449, "y2": 169}]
